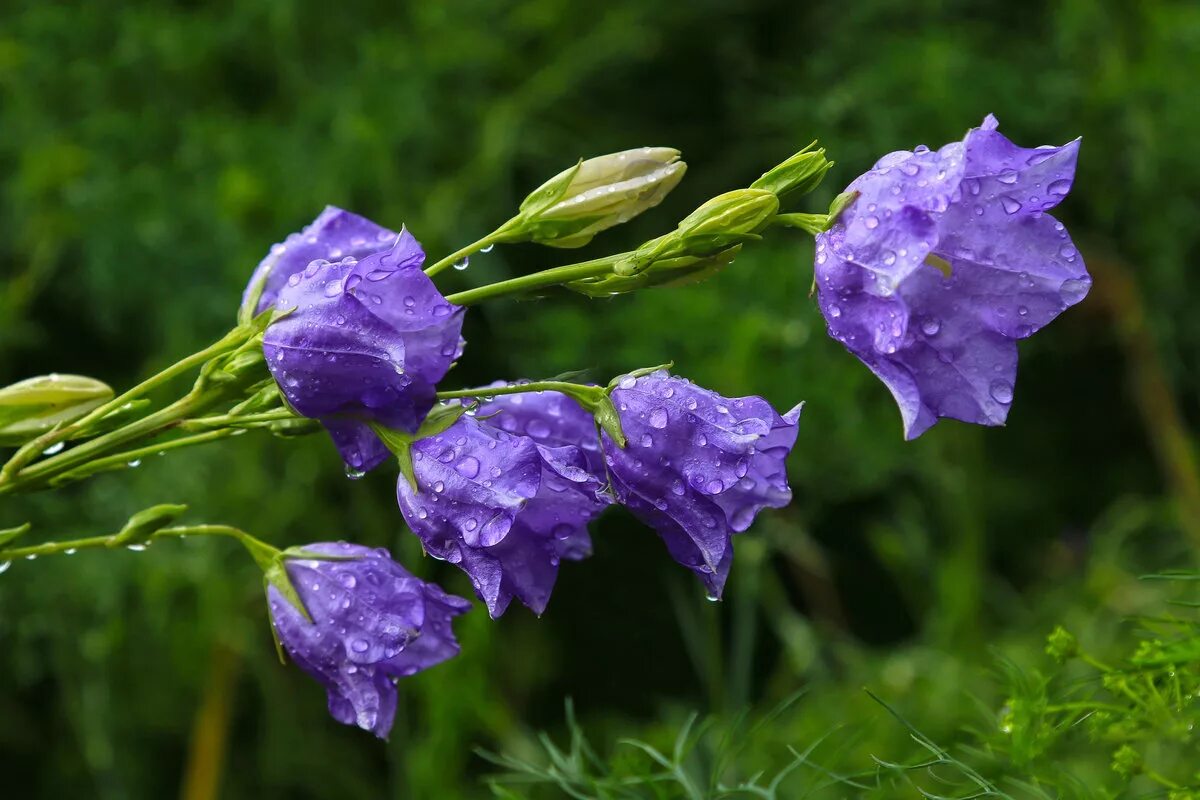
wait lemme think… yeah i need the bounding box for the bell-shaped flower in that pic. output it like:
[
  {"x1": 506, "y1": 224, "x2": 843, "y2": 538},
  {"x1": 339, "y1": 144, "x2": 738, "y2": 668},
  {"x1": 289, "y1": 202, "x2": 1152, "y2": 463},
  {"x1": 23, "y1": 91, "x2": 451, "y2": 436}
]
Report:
[
  {"x1": 262, "y1": 229, "x2": 465, "y2": 472},
  {"x1": 814, "y1": 114, "x2": 1090, "y2": 438},
  {"x1": 603, "y1": 370, "x2": 801, "y2": 599},
  {"x1": 244, "y1": 206, "x2": 398, "y2": 315},
  {"x1": 395, "y1": 413, "x2": 607, "y2": 618},
  {"x1": 267, "y1": 542, "x2": 470, "y2": 738}
]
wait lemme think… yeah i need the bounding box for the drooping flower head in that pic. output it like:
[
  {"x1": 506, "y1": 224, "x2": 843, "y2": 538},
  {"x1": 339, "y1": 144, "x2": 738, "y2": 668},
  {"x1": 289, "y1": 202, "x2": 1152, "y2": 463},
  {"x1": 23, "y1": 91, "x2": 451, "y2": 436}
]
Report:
[
  {"x1": 603, "y1": 371, "x2": 801, "y2": 599},
  {"x1": 262, "y1": 227, "x2": 465, "y2": 472},
  {"x1": 267, "y1": 542, "x2": 470, "y2": 738},
  {"x1": 814, "y1": 114, "x2": 1089, "y2": 438},
  {"x1": 395, "y1": 413, "x2": 608, "y2": 617},
  {"x1": 475, "y1": 382, "x2": 606, "y2": 474},
  {"x1": 245, "y1": 206, "x2": 398, "y2": 316}
]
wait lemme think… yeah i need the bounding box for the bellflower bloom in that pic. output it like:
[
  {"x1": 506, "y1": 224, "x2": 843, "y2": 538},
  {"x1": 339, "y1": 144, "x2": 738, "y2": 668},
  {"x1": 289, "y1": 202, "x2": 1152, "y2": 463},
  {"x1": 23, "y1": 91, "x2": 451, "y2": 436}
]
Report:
[
  {"x1": 395, "y1": 413, "x2": 607, "y2": 618},
  {"x1": 262, "y1": 229, "x2": 465, "y2": 472},
  {"x1": 814, "y1": 114, "x2": 1090, "y2": 438},
  {"x1": 267, "y1": 542, "x2": 470, "y2": 738},
  {"x1": 245, "y1": 206, "x2": 398, "y2": 315},
  {"x1": 603, "y1": 371, "x2": 802, "y2": 599}
]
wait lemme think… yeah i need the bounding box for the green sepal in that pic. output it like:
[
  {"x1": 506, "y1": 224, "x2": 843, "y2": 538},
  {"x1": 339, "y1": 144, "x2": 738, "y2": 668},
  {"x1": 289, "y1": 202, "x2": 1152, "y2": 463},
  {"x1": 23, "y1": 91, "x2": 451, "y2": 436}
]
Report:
[
  {"x1": 607, "y1": 362, "x2": 674, "y2": 390},
  {"x1": 592, "y1": 394, "x2": 626, "y2": 449},
  {"x1": 826, "y1": 190, "x2": 860, "y2": 225},
  {"x1": 263, "y1": 560, "x2": 313, "y2": 624},
  {"x1": 105, "y1": 504, "x2": 188, "y2": 548},
  {"x1": 0, "y1": 522, "x2": 32, "y2": 548},
  {"x1": 519, "y1": 159, "x2": 583, "y2": 216},
  {"x1": 368, "y1": 402, "x2": 473, "y2": 493}
]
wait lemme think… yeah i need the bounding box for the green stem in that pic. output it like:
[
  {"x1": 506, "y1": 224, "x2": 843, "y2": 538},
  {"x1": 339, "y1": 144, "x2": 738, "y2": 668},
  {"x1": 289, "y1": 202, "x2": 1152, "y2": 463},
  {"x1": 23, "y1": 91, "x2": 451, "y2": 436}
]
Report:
[
  {"x1": 424, "y1": 218, "x2": 520, "y2": 279},
  {"x1": 0, "y1": 327, "x2": 252, "y2": 482},
  {"x1": 0, "y1": 523, "x2": 273, "y2": 562},
  {"x1": 445, "y1": 254, "x2": 621, "y2": 306},
  {"x1": 435, "y1": 380, "x2": 595, "y2": 401},
  {"x1": 1, "y1": 391, "x2": 215, "y2": 495},
  {"x1": 180, "y1": 408, "x2": 298, "y2": 431},
  {"x1": 47, "y1": 429, "x2": 247, "y2": 487}
]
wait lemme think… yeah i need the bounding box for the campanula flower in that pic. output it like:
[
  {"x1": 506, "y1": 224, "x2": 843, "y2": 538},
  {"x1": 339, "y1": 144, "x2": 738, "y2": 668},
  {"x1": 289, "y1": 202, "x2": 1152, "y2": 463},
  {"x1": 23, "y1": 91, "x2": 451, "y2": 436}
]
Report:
[
  {"x1": 603, "y1": 371, "x2": 801, "y2": 599},
  {"x1": 395, "y1": 414, "x2": 608, "y2": 617},
  {"x1": 814, "y1": 114, "x2": 1089, "y2": 438},
  {"x1": 267, "y1": 542, "x2": 470, "y2": 738},
  {"x1": 262, "y1": 229, "x2": 465, "y2": 472},
  {"x1": 245, "y1": 206, "x2": 398, "y2": 315}
]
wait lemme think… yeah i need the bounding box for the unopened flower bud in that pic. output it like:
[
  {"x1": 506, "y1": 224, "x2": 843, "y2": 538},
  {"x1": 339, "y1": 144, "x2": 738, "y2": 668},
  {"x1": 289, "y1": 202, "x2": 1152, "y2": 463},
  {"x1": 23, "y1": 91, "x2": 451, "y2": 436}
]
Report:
[
  {"x1": 517, "y1": 147, "x2": 686, "y2": 248},
  {"x1": 0, "y1": 374, "x2": 113, "y2": 445},
  {"x1": 751, "y1": 142, "x2": 831, "y2": 198}
]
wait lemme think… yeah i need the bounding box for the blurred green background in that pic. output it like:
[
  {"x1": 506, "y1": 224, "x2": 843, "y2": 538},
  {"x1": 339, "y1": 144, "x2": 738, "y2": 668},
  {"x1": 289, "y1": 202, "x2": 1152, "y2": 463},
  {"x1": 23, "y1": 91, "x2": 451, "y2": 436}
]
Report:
[{"x1": 2, "y1": 0, "x2": 1199, "y2": 797}]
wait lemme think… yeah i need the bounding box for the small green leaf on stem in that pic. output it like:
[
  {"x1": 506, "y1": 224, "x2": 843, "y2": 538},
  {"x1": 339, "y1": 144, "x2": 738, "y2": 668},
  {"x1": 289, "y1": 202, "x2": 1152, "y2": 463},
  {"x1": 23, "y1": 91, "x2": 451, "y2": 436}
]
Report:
[
  {"x1": 106, "y1": 504, "x2": 188, "y2": 548},
  {"x1": 0, "y1": 522, "x2": 31, "y2": 548}
]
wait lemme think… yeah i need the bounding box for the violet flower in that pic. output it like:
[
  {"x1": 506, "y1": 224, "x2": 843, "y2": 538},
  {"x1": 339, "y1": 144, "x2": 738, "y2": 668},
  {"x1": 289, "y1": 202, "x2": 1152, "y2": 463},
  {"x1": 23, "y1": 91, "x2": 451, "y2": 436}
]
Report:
[
  {"x1": 395, "y1": 413, "x2": 607, "y2": 618},
  {"x1": 245, "y1": 206, "x2": 398, "y2": 315},
  {"x1": 604, "y1": 370, "x2": 802, "y2": 599},
  {"x1": 262, "y1": 229, "x2": 465, "y2": 472},
  {"x1": 267, "y1": 542, "x2": 470, "y2": 738},
  {"x1": 814, "y1": 114, "x2": 1090, "y2": 438},
  {"x1": 476, "y1": 383, "x2": 606, "y2": 474}
]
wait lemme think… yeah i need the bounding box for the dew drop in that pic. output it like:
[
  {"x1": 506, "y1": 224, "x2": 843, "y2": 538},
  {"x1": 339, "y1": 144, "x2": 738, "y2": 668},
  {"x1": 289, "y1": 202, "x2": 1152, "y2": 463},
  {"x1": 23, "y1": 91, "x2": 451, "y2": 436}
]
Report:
[
  {"x1": 921, "y1": 318, "x2": 941, "y2": 336},
  {"x1": 989, "y1": 380, "x2": 1014, "y2": 404},
  {"x1": 1047, "y1": 179, "x2": 1072, "y2": 197},
  {"x1": 1059, "y1": 277, "x2": 1091, "y2": 305},
  {"x1": 453, "y1": 257, "x2": 470, "y2": 271},
  {"x1": 864, "y1": 215, "x2": 880, "y2": 229},
  {"x1": 648, "y1": 408, "x2": 669, "y2": 429},
  {"x1": 455, "y1": 456, "x2": 481, "y2": 479},
  {"x1": 43, "y1": 442, "x2": 65, "y2": 456},
  {"x1": 1000, "y1": 196, "x2": 1022, "y2": 215}
]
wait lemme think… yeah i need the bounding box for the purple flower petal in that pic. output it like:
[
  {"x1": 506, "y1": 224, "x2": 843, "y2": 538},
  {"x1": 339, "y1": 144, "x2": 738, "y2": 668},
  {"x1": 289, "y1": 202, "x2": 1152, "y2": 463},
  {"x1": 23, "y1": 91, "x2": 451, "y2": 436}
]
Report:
[
  {"x1": 476, "y1": 384, "x2": 606, "y2": 474},
  {"x1": 604, "y1": 371, "x2": 801, "y2": 599},
  {"x1": 396, "y1": 414, "x2": 608, "y2": 617},
  {"x1": 815, "y1": 115, "x2": 1089, "y2": 438},
  {"x1": 262, "y1": 230, "x2": 465, "y2": 471},
  {"x1": 246, "y1": 206, "x2": 399, "y2": 315},
  {"x1": 267, "y1": 542, "x2": 470, "y2": 738}
]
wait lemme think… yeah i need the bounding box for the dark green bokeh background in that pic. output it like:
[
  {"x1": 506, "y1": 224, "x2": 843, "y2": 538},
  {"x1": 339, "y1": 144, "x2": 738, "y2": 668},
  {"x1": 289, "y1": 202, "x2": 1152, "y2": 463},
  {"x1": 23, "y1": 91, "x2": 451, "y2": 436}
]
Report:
[{"x1": 1, "y1": 1, "x2": 1198, "y2": 797}]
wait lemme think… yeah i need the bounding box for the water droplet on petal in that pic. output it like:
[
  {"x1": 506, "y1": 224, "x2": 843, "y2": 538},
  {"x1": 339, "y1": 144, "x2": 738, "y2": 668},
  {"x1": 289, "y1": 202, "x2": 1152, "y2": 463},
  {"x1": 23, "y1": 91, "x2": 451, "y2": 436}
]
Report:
[
  {"x1": 1047, "y1": 179, "x2": 1072, "y2": 197},
  {"x1": 989, "y1": 380, "x2": 1014, "y2": 404},
  {"x1": 1059, "y1": 277, "x2": 1091, "y2": 305},
  {"x1": 648, "y1": 408, "x2": 669, "y2": 429},
  {"x1": 1000, "y1": 196, "x2": 1022, "y2": 215},
  {"x1": 455, "y1": 456, "x2": 481, "y2": 479}
]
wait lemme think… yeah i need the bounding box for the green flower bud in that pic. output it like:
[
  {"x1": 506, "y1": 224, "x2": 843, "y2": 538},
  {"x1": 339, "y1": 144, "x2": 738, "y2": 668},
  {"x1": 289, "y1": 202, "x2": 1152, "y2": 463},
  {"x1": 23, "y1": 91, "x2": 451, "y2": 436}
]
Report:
[
  {"x1": 1044, "y1": 625, "x2": 1079, "y2": 663},
  {"x1": 750, "y1": 142, "x2": 831, "y2": 199},
  {"x1": 1111, "y1": 744, "x2": 1143, "y2": 779},
  {"x1": 569, "y1": 246, "x2": 740, "y2": 297},
  {"x1": 517, "y1": 147, "x2": 686, "y2": 248},
  {"x1": 676, "y1": 188, "x2": 779, "y2": 244},
  {"x1": 105, "y1": 504, "x2": 188, "y2": 549},
  {"x1": 0, "y1": 374, "x2": 113, "y2": 445}
]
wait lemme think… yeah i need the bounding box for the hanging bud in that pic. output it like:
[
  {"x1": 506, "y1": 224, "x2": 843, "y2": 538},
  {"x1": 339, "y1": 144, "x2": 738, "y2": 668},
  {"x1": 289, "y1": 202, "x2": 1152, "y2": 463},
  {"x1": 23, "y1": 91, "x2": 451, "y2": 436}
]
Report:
[
  {"x1": 750, "y1": 142, "x2": 832, "y2": 199},
  {"x1": 0, "y1": 374, "x2": 113, "y2": 445},
  {"x1": 516, "y1": 147, "x2": 686, "y2": 248}
]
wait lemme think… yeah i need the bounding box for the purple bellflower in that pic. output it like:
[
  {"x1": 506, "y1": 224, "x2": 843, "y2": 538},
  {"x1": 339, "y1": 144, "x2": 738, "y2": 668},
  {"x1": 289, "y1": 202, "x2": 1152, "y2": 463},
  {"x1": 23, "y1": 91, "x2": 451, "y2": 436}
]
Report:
[
  {"x1": 814, "y1": 114, "x2": 1090, "y2": 438},
  {"x1": 262, "y1": 228, "x2": 465, "y2": 473},
  {"x1": 246, "y1": 206, "x2": 398, "y2": 316},
  {"x1": 267, "y1": 542, "x2": 470, "y2": 738},
  {"x1": 601, "y1": 371, "x2": 802, "y2": 598},
  {"x1": 395, "y1": 413, "x2": 608, "y2": 618}
]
